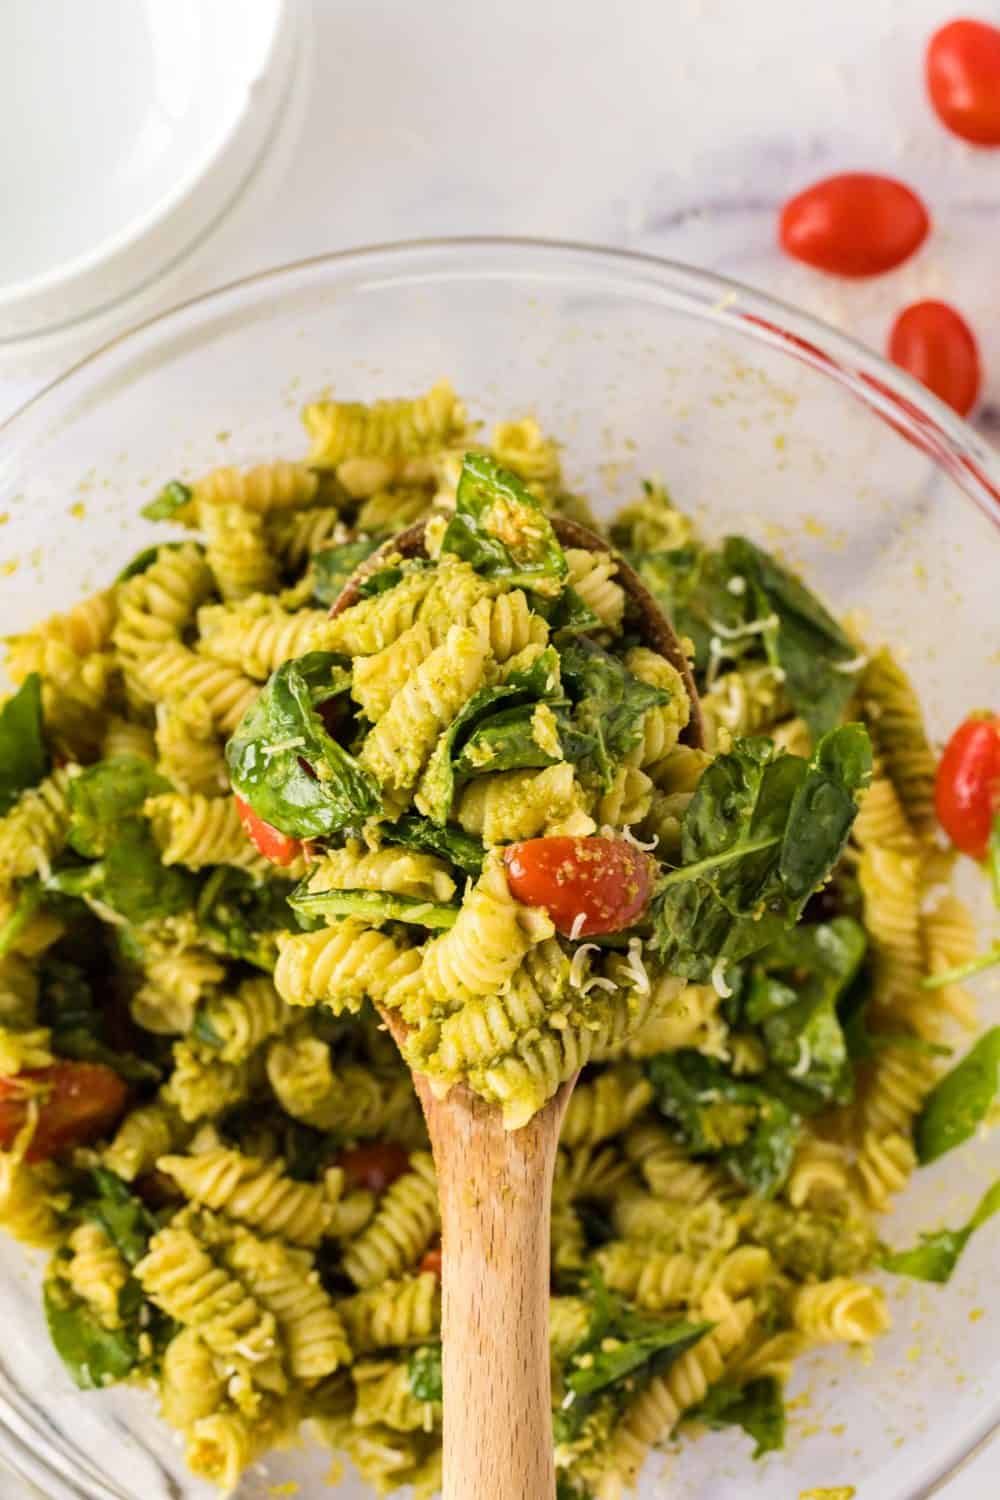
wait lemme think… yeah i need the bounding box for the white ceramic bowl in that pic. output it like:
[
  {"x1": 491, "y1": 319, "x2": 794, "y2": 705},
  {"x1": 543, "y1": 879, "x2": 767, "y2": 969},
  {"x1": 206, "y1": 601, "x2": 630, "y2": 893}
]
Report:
[
  {"x1": 0, "y1": 0, "x2": 299, "y2": 342},
  {"x1": 0, "y1": 241, "x2": 997, "y2": 1500}
]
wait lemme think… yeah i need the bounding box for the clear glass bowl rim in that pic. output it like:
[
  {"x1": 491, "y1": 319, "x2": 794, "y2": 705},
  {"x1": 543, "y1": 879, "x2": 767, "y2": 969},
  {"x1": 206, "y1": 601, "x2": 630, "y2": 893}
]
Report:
[
  {"x1": 2, "y1": 234, "x2": 999, "y2": 542},
  {"x1": 0, "y1": 235, "x2": 996, "y2": 1500}
]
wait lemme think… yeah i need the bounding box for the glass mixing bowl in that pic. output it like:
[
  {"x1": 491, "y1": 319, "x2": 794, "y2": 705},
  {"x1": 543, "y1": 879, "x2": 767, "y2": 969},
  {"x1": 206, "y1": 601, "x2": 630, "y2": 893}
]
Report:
[{"x1": 0, "y1": 239, "x2": 997, "y2": 1500}]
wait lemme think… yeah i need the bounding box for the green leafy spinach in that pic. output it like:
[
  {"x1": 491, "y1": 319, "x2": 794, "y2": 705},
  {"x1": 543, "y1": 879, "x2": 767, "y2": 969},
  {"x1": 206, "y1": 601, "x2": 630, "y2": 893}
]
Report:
[
  {"x1": 688, "y1": 1376, "x2": 785, "y2": 1459},
  {"x1": 0, "y1": 674, "x2": 48, "y2": 816},
  {"x1": 226, "y1": 652, "x2": 380, "y2": 839},
  {"x1": 644, "y1": 1051, "x2": 801, "y2": 1197},
  {"x1": 915, "y1": 1026, "x2": 1000, "y2": 1164},
  {"x1": 881, "y1": 1178, "x2": 1000, "y2": 1283},
  {"x1": 652, "y1": 728, "x2": 871, "y2": 981},
  {"x1": 441, "y1": 453, "x2": 568, "y2": 598}
]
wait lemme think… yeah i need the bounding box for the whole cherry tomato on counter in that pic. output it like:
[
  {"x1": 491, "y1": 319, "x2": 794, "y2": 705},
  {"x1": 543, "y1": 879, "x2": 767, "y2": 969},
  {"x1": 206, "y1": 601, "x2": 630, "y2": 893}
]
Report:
[
  {"x1": 337, "y1": 1142, "x2": 411, "y2": 1193},
  {"x1": 234, "y1": 794, "x2": 303, "y2": 867},
  {"x1": 888, "y1": 301, "x2": 981, "y2": 417},
  {"x1": 0, "y1": 1063, "x2": 127, "y2": 1162},
  {"x1": 779, "y1": 174, "x2": 929, "y2": 276},
  {"x1": 927, "y1": 19, "x2": 1000, "y2": 145},
  {"x1": 935, "y1": 713, "x2": 1000, "y2": 861},
  {"x1": 503, "y1": 835, "x2": 654, "y2": 937}
]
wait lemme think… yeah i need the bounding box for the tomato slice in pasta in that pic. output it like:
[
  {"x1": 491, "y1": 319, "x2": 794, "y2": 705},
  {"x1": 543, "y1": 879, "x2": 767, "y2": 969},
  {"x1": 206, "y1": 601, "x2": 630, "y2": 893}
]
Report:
[
  {"x1": 503, "y1": 835, "x2": 653, "y2": 937},
  {"x1": 0, "y1": 1063, "x2": 128, "y2": 1162}
]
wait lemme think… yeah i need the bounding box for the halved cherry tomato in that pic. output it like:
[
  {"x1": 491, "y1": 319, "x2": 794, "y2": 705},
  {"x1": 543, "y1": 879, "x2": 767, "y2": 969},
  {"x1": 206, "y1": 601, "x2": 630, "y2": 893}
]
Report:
[
  {"x1": 234, "y1": 794, "x2": 303, "y2": 867},
  {"x1": 935, "y1": 714, "x2": 1000, "y2": 861},
  {"x1": 888, "y1": 301, "x2": 981, "y2": 417},
  {"x1": 420, "y1": 1246, "x2": 443, "y2": 1279},
  {"x1": 927, "y1": 19, "x2": 1000, "y2": 145},
  {"x1": 503, "y1": 835, "x2": 653, "y2": 937},
  {"x1": 0, "y1": 1063, "x2": 128, "y2": 1162},
  {"x1": 779, "y1": 174, "x2": 929, "y2": 277},
  {"x1": 337, "y1": 1142, "x2": 410, "y2": 1194}
]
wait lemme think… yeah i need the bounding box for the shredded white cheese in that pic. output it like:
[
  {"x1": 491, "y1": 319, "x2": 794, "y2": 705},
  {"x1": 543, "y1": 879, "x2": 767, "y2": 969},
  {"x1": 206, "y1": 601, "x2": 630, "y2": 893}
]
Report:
[
  {"x1": 261, "y1": 735, "x2": 307, "y2": 758},
  {"x1": 832, "y1": 653, "x2": 869, "y2": 674},
  {"x1": 707, "y1": 613, "x2": 779, "y2": 642},
  {"x1": 790, "y1": 1036, "x2": 812, "y2": 1078},
  {"x1": 618, "y1": 824, "x2": 659, "y2": 852},
  {"x1": 625, "y1": 937, "x2": 651, "y2": 996},
  {"x1": 569, "y1": 943, "x2": 600, "y2": 990},
  {"x1": 710, "y1": 958, "x2": 733, "y2": 999},
  {"x1": 726, "y1": 575, "x2": 747, "y2": 595},
  {"x1": 569, "y1": 911, "x2": 587, "y2": 941}
]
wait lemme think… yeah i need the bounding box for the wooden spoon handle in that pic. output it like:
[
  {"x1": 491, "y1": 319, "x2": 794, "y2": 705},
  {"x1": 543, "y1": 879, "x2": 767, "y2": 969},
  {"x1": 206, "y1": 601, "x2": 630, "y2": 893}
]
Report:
[{"x1": 420, "y1": 1080, "x2": 569, "y2": 1500}]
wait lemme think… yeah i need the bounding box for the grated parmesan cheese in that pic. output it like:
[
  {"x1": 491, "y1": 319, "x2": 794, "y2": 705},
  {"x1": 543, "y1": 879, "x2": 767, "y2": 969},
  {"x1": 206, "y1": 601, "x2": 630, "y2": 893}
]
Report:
[{"x1": 710, "y1": 958, "x2": 733, "y2": 999}]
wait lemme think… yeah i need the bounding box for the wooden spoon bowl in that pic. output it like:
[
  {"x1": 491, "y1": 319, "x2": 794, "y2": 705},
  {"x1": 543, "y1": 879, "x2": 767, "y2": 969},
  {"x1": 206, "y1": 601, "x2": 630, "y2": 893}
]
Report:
[{"x1": 330, "y1": 517, "x2": 702, "y2": 1500}]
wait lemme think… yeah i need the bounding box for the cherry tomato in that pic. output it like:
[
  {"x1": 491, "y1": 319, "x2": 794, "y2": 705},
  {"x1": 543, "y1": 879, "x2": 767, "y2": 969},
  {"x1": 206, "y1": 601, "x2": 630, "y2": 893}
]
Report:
[
  {"x1": 502, "y1": 835, "x2": 653, "y2": 937},
  {"x1": 888, "y1": 301, "x2": 981, "y2": 417},
  {"x1": 927, "y1": 20, "x2": 1000, "y2": 145},
  {"x1": 779, "y1": 174, "x2": 930, "y2": 277},
  {"x1": 420, "y1": 1247, "x2": 443, "y2": 1279},
  {"x1": 234, "y1": 795, "x2": 303, "y2": 867},
  {"x1": 337, "y1": 1142, "x2": 410, "y2": 1193},
  {"x1": 0, "y1": 1063, "x2": 128, "y2": 1162},
  {"x1": 935, "y1": 714, "x2": 1000, "y2": 861}
]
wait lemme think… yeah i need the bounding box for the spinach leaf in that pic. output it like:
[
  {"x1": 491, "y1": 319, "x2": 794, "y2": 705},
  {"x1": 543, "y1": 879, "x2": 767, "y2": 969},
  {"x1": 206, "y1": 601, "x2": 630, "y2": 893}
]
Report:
[
  {"x1": 0, "y1": 674, "x2": 48, "y2": 816},
  {"x1": 359, "y1": 559, "x2": 433, "y2": 600},
  {"x1": 441, "y1": 453, "x2": 568, "y2": 598},
  {"x1": 560, "y1": 638, "x2": 670, "y2": 791},
  {"x1": 44, "y1": 1279, "x2": 139, "y2": 1390},
  {"x1": 630, "y1": 544, "x2": 747, "y2": 679},
  {"x1": 141, "y1": 479, "x2": 193, "y2": 522},
  {"x1": 723, "y1": 536, "x2": 859, "y2": 740},
  {"x1": 0, "y1": 882, "x2": 43, "y2": 958},
  {"x1": 115, "y1": 540, "x2": 192, "y2": 583},
  {"x1": 195, "y1": 867, "x2": 299, "y2": 970},
  {"x1": 566, "y1": 1316, "x2": 711, "y2": 1399},
  {"x1": 557, "y1": 1276, "x2": 711, "y2": 1442},
  {"x1": 79, "y1": 1169, "x2": 158, "y2": 1267},
  {"x1": 455, "y1": 698, "x2": 596, "y2": 778},
  {"x1": 312, "y1": 537, "x2": 383, "y2": 605},
  {"x1": 746, "y1": 918, "x2": 866, "y2": 1103},
  {"x1": 48, "y1": 820, "x2": 196, "y2": 926},
  {"x1": 417, "y1": 645, "x2": 562, "y2": 823},
  {"x1": 780, "y1": 724, "x2": 872, "y2": 903},
  {"x1": 881, "y1": 1178, "x2": 1000, "y2": 1283},
  {"x1": 545, "y1": 585, "x2": 603, "y2": 638},
  {"x1": 408, "y1": 1343, "x2": 443, "y2": 1402},
  {"x1": 38, "y1": 958, "x2": 162, "y2": 1086},
  {"x1": 688, "y1": 1377, "x2": 785, "y2": 1459},
  {"x1": 915, "y1": 1027, "x2": 1000, "y2": 1164},
  {"x1": 379, "y1": 816, "x2": 485, "y2": 878},
  {"x1": 67, "y1": 756, "x2": 172, "y2": 858},
  {"x1": 289, "y1": 882, "x2": 458, "y2": 931},
  {"x1": 556, "y1": 1480, "x2": 590, "y2": 1500},
  {"x1": 652, "y1": 728, "x2": 870, "y2": 982},
  {"x1": 226, "y1": 652, "x2": 380, "y2": 839},
  {"x1": 644, "y1": 1051, "x2": 801, "y2": 1197}
]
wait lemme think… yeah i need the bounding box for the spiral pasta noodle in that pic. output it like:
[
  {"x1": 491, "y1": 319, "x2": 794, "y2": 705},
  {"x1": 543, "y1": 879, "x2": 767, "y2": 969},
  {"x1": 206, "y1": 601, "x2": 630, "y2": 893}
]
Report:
[
  {"x1": 791, "y1": 1277, "x2": 890, "y2": 1343},
  {"x1": 197, "y1": 597, "x2": 331, "y2": 681},
  {"x1": 303, "y1": 381, "x2": 466, "y2": 468},
  {"x1": 342, "y1": 1154, "x2": 439, "y2": 1289},
  {"x1": 224, "y1": 1229, "x2": 351, "y2": 1381},
  {"x1": 419, "y1": 856, "x2": 554, "y2": 1007},
  {"x1": 158, "y1": 1147, "x2": 337, "y2": 1247},
  {"x1": 145, "y1": 792, "x2": 270, "y2": 874},
  {"x1": 275, "y1": 921, "x2": 421, "y2": 1012},
  {"x1": 455, "y1": 762, "x2": 596, "y2": 844},
  {"x1": 565, "y1": 548, "x2": 625, "y2": 630},
  {"x1": 341, "y1": 1271, "x2": 441, "y2": 1354}
]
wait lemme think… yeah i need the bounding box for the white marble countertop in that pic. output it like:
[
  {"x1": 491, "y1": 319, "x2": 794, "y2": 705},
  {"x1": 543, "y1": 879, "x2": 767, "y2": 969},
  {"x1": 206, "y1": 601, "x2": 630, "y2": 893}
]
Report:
[{"x1": 0, "y1": 1, "x2": 996, "y2": 1496}]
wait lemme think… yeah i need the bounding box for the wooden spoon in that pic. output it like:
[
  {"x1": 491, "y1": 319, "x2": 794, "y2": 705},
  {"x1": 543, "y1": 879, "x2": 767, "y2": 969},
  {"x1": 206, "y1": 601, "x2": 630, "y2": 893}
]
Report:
[{"x1": 331, "y1": 518, "x2": 702, "y2": 1500}]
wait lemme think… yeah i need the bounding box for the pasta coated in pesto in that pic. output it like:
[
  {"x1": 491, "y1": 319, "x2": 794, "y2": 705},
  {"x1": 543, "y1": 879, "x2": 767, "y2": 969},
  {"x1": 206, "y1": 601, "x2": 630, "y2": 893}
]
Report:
[{"x1": 0, "y1": 380, "x2": 992, "y2": 1499}]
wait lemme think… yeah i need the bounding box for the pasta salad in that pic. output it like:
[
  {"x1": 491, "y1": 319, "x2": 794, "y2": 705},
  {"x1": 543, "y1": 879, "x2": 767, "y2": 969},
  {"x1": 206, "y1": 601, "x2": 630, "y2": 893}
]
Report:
[{"x1": 0, "y1": 380, "x2": 995, "y2": 1498}]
